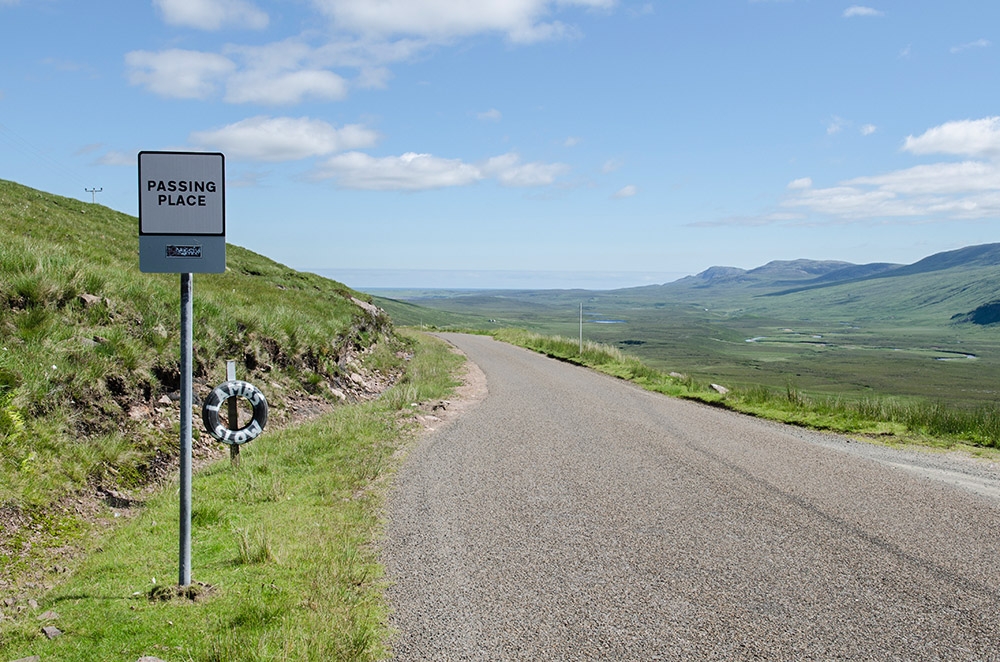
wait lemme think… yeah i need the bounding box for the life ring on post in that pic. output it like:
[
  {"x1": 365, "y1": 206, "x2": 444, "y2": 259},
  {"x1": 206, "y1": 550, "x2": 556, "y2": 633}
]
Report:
[{"x1": 202, "y1": 380, "x2": 268, "y2": 445}]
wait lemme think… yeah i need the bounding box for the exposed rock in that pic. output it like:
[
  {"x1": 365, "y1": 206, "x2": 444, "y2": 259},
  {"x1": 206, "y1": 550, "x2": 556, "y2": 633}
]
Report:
[
  {"x1": 37, "y1": 609, "x2": 59, "y2": 620},
  {"x1": 42, "y1": 625, "x2": 62, "y2": 639},
  {"x1": 79, "y1": 293, "x2": 103, "y2": 307},
  {"x1": 350, "y1": 297, "x2": 380, "y2": 316},
  {"x1": 710, "y1": 383, "x2": 730, "y2": 395}
]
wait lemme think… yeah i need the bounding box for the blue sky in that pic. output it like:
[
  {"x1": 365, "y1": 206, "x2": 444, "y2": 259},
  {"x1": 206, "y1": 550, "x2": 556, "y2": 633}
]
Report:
[{"x1": 2, "y1": 1, "x2": 999, "y2": 289}]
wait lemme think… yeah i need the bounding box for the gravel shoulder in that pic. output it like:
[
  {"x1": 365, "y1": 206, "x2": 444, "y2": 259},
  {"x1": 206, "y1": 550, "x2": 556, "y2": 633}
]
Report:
[{"x1": 382, "y1": 333, "x2": 1000, "y2": 660}]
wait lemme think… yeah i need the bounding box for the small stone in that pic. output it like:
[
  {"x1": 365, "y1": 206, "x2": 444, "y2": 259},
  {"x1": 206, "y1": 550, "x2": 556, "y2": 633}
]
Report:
[
  {"x1": 137, "y1": 657, "x2": 167, "y2": 662},
  {"x1": 37, "y1": 610, "x2": 59, "y2": 621},
  {"x1": 27, "y1": 599, "x2": 38, "y2": 609},
  {"x1": 710, "y1": 383, "x2": 729, "y2": 395},
  {"x1": 11, "y1": 656, "x2": 41, "y2": 662},
  {"x1": 42, "y1": 625, "x2": 62, "y2": 639}
]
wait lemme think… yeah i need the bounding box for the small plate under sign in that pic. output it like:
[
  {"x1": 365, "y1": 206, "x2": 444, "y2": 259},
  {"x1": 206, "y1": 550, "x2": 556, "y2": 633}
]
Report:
[{"x1": 167, "y1": 245, "x2": 203, "y2": 258}]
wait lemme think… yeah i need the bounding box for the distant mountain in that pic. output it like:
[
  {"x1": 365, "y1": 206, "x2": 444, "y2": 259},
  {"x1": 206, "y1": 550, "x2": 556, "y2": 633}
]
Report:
[
  {"x1": 874, "y1": 243, "x2": 1000, "y2": 278},
  {"x1": 672, "y1": 260, "x2": 856, "y2": 289},
  {"x1": 658, "y1": 243, "x2": 1000, "y2": 297}
]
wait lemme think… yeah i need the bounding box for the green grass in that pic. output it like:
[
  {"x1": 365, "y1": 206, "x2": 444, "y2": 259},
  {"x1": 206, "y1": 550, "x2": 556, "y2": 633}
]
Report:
[
  {"x1": 0, "y1": 179, "x2": 400, "y2": 573},
  {"x1": 0, "y1": 330, "x2": 462, "y2": 661},
  {"x1": 493, "y1": 328, "x2": 1000, "y2": 449}
]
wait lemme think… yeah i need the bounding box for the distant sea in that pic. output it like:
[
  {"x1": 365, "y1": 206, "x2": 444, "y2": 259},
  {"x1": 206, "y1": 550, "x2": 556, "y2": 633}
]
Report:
[{"x1": 304, "y1": 268, "x2": 690, "y2": 291}]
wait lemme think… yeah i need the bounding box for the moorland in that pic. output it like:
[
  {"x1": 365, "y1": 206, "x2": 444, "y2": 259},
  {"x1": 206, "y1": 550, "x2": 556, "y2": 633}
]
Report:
[{"x1": 375, "y1": 244, "x2": 1000, "y2": 411}]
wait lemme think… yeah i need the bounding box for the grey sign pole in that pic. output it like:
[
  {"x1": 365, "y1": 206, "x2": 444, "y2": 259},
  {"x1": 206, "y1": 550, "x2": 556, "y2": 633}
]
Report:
[
  {"x1": 138, "y1": 151, "x2": 225, "y2": 588},
  {"x1": 179, "y1": 272, "x2": 193, "y2": 586}
]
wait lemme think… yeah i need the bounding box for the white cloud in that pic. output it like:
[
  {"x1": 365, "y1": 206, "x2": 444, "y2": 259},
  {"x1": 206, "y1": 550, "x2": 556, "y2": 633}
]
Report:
[
  {"x1": 951, "y1": 39, "x2": 991, "y2": 54},
  {"x1": 153, "y1": 0, "x2": 269, "y2": 30},
  {"x1": 125, "y1": 49, "x2": 235, "y2": 99},
  {"x1": 314, "y1": 150, "x2": 569, "y2": 190},
  {"x1": 847, "y1": 161, "x2": 1000, "y2": 195},
  {"x1": 860, "y1": 124, "x2": 877, "y2": 136},
  {"x1": 564, "y1": 136, "x2": 581, "y2": 147},
  {"x1": 226, "y1": 69, "x2": 348, "y2": 105},
  {"x1": 310, "y1": 0, "x2": 615, "y2": 42},
  {"x1": 316, "y1": 152, "x2": 482, "y2": 190},
  {"x1": 189, "y1": 116, "x2": 378, "y2": 162},
  {"x1": 130, "y1": 2, "x2": 619, "y2": 108},
  {"x1": 481, "y1": 152, "x2": 570, "y2": 186},
  {"x1": 477, "y1": 108, "x2": 503, "y2": 121},
  {"x1": 771, "y1": 117, "x2": 1000, "y2": 223},
  {"x1": 782, "y1": 161, "x2": 1000, "y2": 221},
  {"x1": 613, "y1": 185, "x2": 637, "y2": 199},
  {"x1": 221, "y1": 39, "x2": 349, "y2": 105},
  {"x1": 843, "y1": 6, "x2": 884, "y2": 18},
  {"x1": 903, "y1": 117, "x2": 1000, "y2": 158}
]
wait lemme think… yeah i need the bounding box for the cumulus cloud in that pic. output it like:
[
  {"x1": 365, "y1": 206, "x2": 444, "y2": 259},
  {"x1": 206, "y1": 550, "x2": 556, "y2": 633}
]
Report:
[
  {"x1": 903, "y1": 117, "x2": 1000, "y2": 158},
  {"x1": 613, "y1": 185, "x2": 638, "y2": 199},
  {"x1": 125, "y1": 49, "x2": 235, "y2": 99},
  {"x1": 153, "y1": 0, "x2": 269, "y2": 30},
  {"x1": 310, "y1": 0, "x2": 615, "y2": 43},
  {"x1": 313, "y1": 150, "x2": 569, "y2": 190},
  {"x1": 730, "y1": 117, "x2": 1000, "y2": 226},
  {"x1": 226, "y1": 69, "x2": 348, "y2": 105},
  {"x1": 847, "y1": 161, "x2": 1000, "y2": 195},
  {"x1": 129, "y1": 2, "x2": 618, "y2": 107},
  {"x1": 843, "y1": 5, "x2": 884, "y2": 18},
  {"x1": 220, "y1": 39, "x2": 350, "y2": 105},
  {"x1": 481, "y1": 152, "x2": 570, "y2": 186},
  {"x1": 782, "y1": 162, "x2": 1000, "y2": 221},
  {"x1": 189, "y1": 116, "x2": 379, "y2": 162}
]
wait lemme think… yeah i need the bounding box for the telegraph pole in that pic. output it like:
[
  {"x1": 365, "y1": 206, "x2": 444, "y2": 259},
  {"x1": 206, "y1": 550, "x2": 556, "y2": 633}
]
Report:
[{"x1": 85, "y1": 187, "x2": 102, "y2": 203}]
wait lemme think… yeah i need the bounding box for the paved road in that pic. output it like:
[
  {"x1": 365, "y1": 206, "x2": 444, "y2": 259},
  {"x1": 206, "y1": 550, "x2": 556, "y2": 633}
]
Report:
[{"x1": 382, "y1": 333, "x2": 1000, "y2": 660}]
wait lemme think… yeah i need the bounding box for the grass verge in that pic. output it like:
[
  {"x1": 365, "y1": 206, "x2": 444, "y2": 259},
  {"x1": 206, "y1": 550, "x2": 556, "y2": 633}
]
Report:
[
  {"x1": 493, "y1": 328, "x2": 1000, "y2": 450},
  {"x1": 0, "y1": 330, "x2": 461, "y2": 662}
]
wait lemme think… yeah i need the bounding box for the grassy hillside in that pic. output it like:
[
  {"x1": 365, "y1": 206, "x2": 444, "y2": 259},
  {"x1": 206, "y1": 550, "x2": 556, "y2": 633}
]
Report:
[{"x1": 0, "y1": 179, "x2": 404, "y2": 583}]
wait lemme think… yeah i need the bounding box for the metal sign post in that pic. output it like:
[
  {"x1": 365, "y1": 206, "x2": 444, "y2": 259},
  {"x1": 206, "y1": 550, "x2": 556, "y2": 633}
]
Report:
[
  {"x1": 179, "y1": 273, "x2": 193, "y2": 586},
  {"x1": 138, "y1": 151, "x2": 225, "y2": 587}
]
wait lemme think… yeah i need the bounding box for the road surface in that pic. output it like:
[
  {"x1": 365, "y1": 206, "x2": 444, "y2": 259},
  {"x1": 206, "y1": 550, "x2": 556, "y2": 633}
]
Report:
[{"x1": 382, "y1": 333, "x2": 1000, "y2": 660}]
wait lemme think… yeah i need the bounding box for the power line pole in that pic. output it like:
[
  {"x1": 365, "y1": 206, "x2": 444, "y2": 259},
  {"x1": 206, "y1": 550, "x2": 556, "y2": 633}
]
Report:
[{"x1": 85, "y1": 187, "x2": 102, "y2": 203}]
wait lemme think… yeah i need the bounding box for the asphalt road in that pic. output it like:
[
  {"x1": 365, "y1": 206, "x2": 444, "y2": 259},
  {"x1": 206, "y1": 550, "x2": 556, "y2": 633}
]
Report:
[{"x1": 382, "y1": 333, "x2": 1000, "y2": 660}]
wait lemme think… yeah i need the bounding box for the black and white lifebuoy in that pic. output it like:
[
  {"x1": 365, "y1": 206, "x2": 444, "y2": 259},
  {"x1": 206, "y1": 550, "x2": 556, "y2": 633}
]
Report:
[{"x1": 202, "y1": 380, "x2": 268, "y2": 445}]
